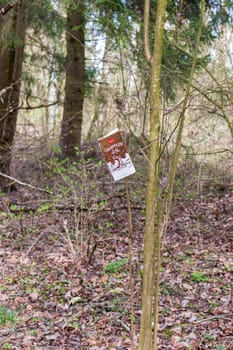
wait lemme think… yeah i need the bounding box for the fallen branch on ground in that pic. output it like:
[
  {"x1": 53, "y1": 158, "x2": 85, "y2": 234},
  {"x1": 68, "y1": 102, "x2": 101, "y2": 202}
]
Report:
[
  {"x1": 0, "y1": 171, "x2": 53, "y2": 194},
  {"x1": 193, "y1": 315, "x2": 233, "y2": 324}
]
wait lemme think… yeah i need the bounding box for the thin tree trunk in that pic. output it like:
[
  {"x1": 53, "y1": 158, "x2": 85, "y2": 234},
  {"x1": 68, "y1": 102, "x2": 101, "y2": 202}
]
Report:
[
  {"x1": 0, "y1": 1, "x2": 26, "y2": 190},
  {"x1": 139, "y1": 0, "x2": 205, "y2": 349},
  {"x1": 139, "y1": 0, "x2": 167, "y2": 349},
  {"x1": 60, "y1": 0, "x2": 85, "y2": 158}
]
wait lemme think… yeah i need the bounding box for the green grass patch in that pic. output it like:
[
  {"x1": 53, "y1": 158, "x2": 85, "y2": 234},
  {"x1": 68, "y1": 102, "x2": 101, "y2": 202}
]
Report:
[
  {"x1": 102, "y1": 258, "x2": 128, "y2": 275},
  {"x1": 0, "y1": 305, "x2": 17, "y2": 325},
  {"x1": 190, "y1": 271, "x2": 210, "y2": 283}
]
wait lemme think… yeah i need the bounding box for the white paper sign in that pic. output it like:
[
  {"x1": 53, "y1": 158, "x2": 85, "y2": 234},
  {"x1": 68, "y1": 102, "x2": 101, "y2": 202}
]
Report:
[{"x1": 98, "y1": 129, "x2": 136, "y2": 181}]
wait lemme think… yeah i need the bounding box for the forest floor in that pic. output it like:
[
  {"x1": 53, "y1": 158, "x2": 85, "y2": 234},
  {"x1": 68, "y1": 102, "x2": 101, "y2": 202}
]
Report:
[{"x1": 0, "y1": 144, "x2": 232, "y2": 350}]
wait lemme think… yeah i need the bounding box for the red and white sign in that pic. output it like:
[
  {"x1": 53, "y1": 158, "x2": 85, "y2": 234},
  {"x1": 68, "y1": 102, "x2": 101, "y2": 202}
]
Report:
[{"x1": 98, "y1": 129, "x2": 136, "y2": 181}]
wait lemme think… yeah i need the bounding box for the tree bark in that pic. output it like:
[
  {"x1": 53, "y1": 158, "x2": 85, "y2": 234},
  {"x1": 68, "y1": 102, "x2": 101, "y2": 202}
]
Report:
[
  {"x1": 139, "y1": 0, "x2": 205, "y2": 348},
  {"x1": 60, "y1": 0, "x2": 85, "y2": 158},
  {"x1": 139, "y1": 0, "x2": 167, "y2": 349},
  {"x1": 0, "y1": 1, "x2": 26, "y2": 190}
]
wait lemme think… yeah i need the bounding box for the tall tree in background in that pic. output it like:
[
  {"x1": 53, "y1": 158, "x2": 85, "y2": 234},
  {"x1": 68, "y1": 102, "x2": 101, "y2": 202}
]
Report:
[
  {"x1": 0, "y1": 0, "x2": 26, "y2": 190},
  {"x1": 59, "y1": 0, "x2": 85, "y2": 158}
]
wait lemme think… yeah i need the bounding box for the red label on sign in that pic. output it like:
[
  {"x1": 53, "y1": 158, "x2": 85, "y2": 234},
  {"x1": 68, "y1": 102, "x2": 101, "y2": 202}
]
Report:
[{"x1": 108, "y1": 138, "x2": 115, "y2": 144}]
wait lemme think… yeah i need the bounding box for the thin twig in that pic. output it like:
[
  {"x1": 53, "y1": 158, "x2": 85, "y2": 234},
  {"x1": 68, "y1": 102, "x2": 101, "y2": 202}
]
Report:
[
  {"x1": 116, "y1": 318, "x2": 131, "y2": 333},
  {"x1": 25, "y1": 231, "x2": 45, "y2": 256},
  {"x1": 0, "y1": 171, "x2": 53, "y2": 194},
  {"x1": 0, "y1": 0, "x2": 20, "y2": 17},
  {"x1": 193, "y1": 315, "x2": 233, "y2": 324}
]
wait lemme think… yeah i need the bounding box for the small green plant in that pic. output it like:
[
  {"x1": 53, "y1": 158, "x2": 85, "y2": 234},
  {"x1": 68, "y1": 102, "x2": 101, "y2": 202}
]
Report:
[
  {"x1": 46, "y1": 157, "x2": 68, "y2": 176},
  {"x1": 108, "y1": 297, "x2": 124, "y2": 312},
  {"x1": 216, "y1": 345, "x2": 225, "y2": 350},
  {"x1": 160, "y1": 282, "x2": 173, "y2": 296},
  {"x1": 191, "y1": 271, "x2": 210, "y2": 283},
  {"x1": 224, "y1": 264, "x2": 233, "y2": 272},
  {"x1": 3, "y1": 343, "x2": 13, "y2": 349},
  {"x1": 209, "y1": 301, "x2": 218, "y2": 309},
  {"x1": 71, "y1": 320, "x2": 79, "y2": 328},
  {"x1": 162, "y1": 307, "x2": 170, "y2": 316},
  {"x1": 185, "y1": 192, "x2": 197, "y2": 199},
  {"x1": 68, "y1": 315, "x2": 79, "y2": 328},
  {"x1": 102, "y1": 258, "x2": 128, "y2": 275},
  {"x1": 105, "y1": 221, "x2": 113, "y2": 228},
  {"x1": 36, "y1": 203, "x2": 51, "y2": 213},
  {"x1": 99, "y1": 200, "x2": 106, "y2": 207},
  {"x1": 160, "y1": 287, "x2": 171, "y2": 296},
  {"x1": 204, "y1": 334, "x2": 214, "y2": 340},
  {"x1": 0, "y1": 305, "x2": 17, "y2": 325},
  {"x1": 162, "y1": 328, "x2": 173, "y2": 339},
  {"x1": 9, "y1": 204, "x2": 17, "y2": 211},
  {"x1": 53, "y1": 144, "x2": 62, "y2": 154},
  {"x1": 1, "y1": 212, "x2": 8, "y2": 219},
  {"x1": 31, "y1": 329, "x2": 37, "y2": 336}
]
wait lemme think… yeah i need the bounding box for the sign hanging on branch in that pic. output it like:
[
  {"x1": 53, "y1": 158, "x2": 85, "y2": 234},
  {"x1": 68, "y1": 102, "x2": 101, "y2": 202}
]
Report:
[{"x1": 98, "y1": 129, "x2": 136, "y2": 181}]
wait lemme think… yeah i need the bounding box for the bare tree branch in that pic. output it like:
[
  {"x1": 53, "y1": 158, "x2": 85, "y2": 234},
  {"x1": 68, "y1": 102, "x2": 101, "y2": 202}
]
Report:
[
  {"x1": 0, "y1": 80, "x2": 20, "y2": 101},
  {"x1": 0, "y1": 100, "x2": 59, "y2": 122},
  {"x1": 0, "y1": 86, "x2": 11, "y2": 100},
  {"x1": 0, "y1": 171, "x2": 53, "y2": 194},
  {"x1": 0, "y1": 0, "x2": 21, "y2": 17}
]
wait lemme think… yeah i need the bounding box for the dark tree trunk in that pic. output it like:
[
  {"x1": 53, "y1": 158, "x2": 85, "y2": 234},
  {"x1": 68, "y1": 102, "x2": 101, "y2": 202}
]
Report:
[
  {"x1": 0, "y1": 1, "x2": 26, "y2": 190},
  {"x1": 60, "y1": 0, "x2": 85, "y2": 158}
]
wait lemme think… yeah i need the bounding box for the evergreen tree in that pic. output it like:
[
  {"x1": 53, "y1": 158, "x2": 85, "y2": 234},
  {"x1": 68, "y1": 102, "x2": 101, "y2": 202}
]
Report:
[{"x1": 59, "y1": 0, "x2": 85, "y2": 158}]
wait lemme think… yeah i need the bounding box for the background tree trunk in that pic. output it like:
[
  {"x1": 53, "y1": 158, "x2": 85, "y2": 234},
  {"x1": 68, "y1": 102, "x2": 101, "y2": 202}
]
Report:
[
  {"x1": 60, "y1": 0, "x2": 85, "y2": 158},
  {"x1": 0, "y1": 1, "x2": 26, "y2": 190}
]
